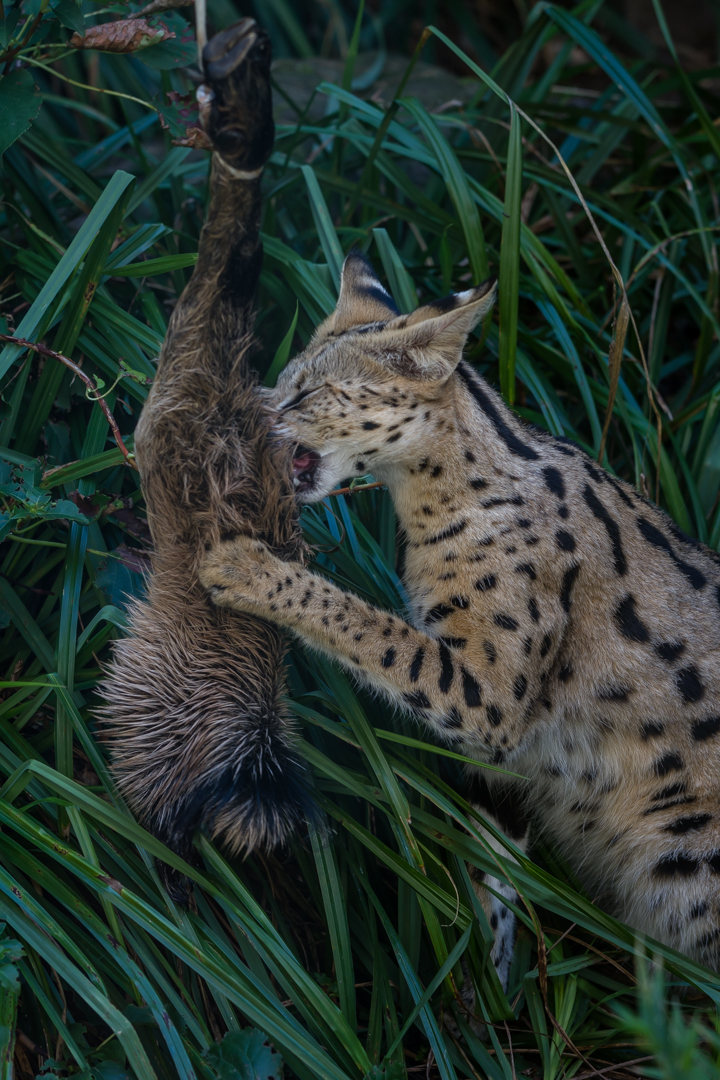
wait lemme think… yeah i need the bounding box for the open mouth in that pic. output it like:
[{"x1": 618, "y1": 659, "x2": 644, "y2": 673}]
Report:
[{"x1": 292, "y1": 448, "x2": 321, "y2": 493}]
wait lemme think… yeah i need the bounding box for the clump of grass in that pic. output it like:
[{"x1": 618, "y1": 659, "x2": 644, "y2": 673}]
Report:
[{"x1": 0, "y1": 0, "x2": 718, "y2": 1077}]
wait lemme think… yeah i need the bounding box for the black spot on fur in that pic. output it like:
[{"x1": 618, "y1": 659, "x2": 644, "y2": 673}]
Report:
[
  {"x1": 431, "y1": 465, "x2": 443, "y2": 478},
  {"x1": 513, "y1": 674, "x2": 528, "y2": 700},
  {"x1": 462, "y1": 669, "x2": 482, "y2": 707},
  {"x1": 665, "y1": 813, "x2": 712, "y2": 834},
  {"x1": 440, "y1": 636, "x2": 467, "y2": 649},
  {"x1": 655, "y1": 752, "x2": 684, "y2": 776},
  {"x1": 675, "y1": 666, "x2": 705, "y2": 704},
  {"x1": 475, "y1": 574, "x2": 497, "y2": 592},
  {"x1": 690, "y1": 901, "x2": 708, "y2": 919},
  {"x1": 560, "y1": 564, "x2": 580, "y2": 613},
  {"x1": 582, "y1": 459, "x2": 603, "y2": 483},
  {"x1": 653, "y1": 782, "x2": 687, "y2": 801},
  {"x1": 442, "y1": 706, "x2": 464, "y2": 730},
  {"x1": 556, "y1": 530, "x2": 576, "y2": 552},
  {"x1": 542, "y1": 466, "x2": 566, "y2": 499},
  {"x1": 653, "y1": 853, "x2": 700, "y2": 878},
  {"x1": 604, "y1": 474, "x2": 634, "y2": 508},
  {"x1": 655, "y1": 641, "x2": 685, "y2": 663},
  {"x1": 692, "y1": 716, "x2": 720, "y2": 742},
  {"x1": 582, "y1": 484, "x2": 627, "y2": 575},
  {"x1": 470, "y1": 477, "x2": 487, "y2": 489},
  {"x1": 613, "y1": 594, "x2": 650, "y2": 643},
  {"x1": 515, "y1": 563, "x2": 536, "y2": 580},
  {"x1": 410, "y1": 647, "x2": 424, "y2": 682},
  {"x1": 451, "y1": 595, "x2": 469, "y2": 609},
  {"x1": 403, "y1": 690, "x2": 431, "y2": 710},
  {"x1": 426, "y1": 603, "x2": 454, "y2": 624},
  {"x1": 483, "y1": 641, "x2": 497, "y2": 664},
  {"x1": 438, "y1": 643, "x2": 454, "y2": 692},
  {"x1": 558, "y1": 663, "x2": 573, "y2": 682},
  {"x1": 598, "y1": 685, "x2": 630, "y2": 702},
  {"x1": 642, "y1": 721, "x2": 664, "y2": 739},
  {"x1": 494, "y1": 613, "x2": 519, "y2": 631},
  {"x1": 457, "y1": 363, "x2": 540, "y2": 461},
  {"x1": 425, "y1": 520, "x2": 467, "y2": 546},
  {"x1": 382, "y1": 647, "x2": 396, "y2": 668},
  {"x1": 482, "y1": 495, "x2": 524, "y2": 508},
  {"x1": 486, "y1": 704, "x2": 503, "y2": 726},
  {"x1": 540, "y1": 633, "x2": 552, "y2": 658},
  {"x1": 362, "y1": 421, "x2": 380, "y2": 430},
  {"x1": 707, "y1": 852, "x2": 720, "y2": 873},
  {"x1": 523, "y1": 635, "x2": 533, "y2": 654},
  {"x1": 636, "y1": 517, "x2": 707, "y2": 590}
]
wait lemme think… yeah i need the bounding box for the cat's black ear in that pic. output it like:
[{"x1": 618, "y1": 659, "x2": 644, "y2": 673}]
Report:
[{"x1": 331, "y1": 252, "x2": 399, "y2": 333}]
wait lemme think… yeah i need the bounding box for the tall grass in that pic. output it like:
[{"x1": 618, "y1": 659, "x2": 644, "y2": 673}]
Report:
[{"x1": 0, "y1": 0, "x2": 719, "y2": 1076}]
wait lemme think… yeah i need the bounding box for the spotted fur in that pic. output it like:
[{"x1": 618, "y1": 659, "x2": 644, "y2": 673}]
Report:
[{"x1": 200, "y1": 252, "x2": 720, "y2": 978}]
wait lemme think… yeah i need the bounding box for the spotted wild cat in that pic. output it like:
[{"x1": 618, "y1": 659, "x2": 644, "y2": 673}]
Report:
[{"x1": 200, "y1": 252, "x2": 720, "y2": 983}]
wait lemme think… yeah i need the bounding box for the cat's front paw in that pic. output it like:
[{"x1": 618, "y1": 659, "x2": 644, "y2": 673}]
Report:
[{"x1": 199, "y1": 535, "x2": 276, "y2": 609}]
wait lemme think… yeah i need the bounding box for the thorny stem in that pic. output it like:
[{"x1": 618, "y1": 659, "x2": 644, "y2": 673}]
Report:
[{"x1": 0, "y1": 334, "x2": 138, "y2": 470}]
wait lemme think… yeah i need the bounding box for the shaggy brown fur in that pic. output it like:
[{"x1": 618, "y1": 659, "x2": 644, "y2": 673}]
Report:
[{"x1": 100, "y1": 20, "x2": 311, "y2": 882}]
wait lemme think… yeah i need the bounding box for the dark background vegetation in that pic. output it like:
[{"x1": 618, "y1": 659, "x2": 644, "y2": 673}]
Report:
[{"x1": 0, "y1": 0, "x2": 719, "y2": 1077}]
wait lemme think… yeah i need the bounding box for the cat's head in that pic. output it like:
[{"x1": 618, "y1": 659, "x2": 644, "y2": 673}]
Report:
[{"x1": 270, "y1": 252, "x2": 496, "y2": 502}]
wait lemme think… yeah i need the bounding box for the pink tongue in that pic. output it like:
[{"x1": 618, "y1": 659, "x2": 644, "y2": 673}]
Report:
[{"x1": 293, "y1": 453, "x2": 314, "y2": 471}]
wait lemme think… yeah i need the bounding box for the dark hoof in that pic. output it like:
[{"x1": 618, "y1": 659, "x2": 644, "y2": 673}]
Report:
[
  {"x1": 203, "y1": 18, "x2": 258, "y2": 81},
  {"x1": 200, "y1": 18, "x2": 274, "y2": 173}
]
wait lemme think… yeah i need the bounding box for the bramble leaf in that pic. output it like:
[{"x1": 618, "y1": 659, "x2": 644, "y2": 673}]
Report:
[{"x1": 0, "y1": 70, "x2": 41, "y2": 158}]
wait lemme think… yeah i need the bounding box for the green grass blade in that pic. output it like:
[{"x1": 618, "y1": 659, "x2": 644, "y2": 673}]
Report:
[
  {"x1": 401, "y1": 98, "x2": 488, "y2": 284},
  {"x1": 0, "y1": 170, "x2": 134, "y2": 381},
  {"x1": 309, "y1": 822, "x2": 357, "y2": 1033},
  {"x1": 264, "y1": 301, "x2": 299, "y2": 387},
  {"x1": 300, "y1": 166, "x2": 344, "y2": 290},
  {"x1": 498, "y1": 104, "x2": 522, "y2": 404},
  {"x1": 372, "y1": 228, "x2": 417, "y2": 312}
]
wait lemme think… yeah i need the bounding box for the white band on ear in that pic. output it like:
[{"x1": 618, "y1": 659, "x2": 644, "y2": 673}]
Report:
[{"x1": 216, "y1": 154, "x2": 264, "y2": 181}]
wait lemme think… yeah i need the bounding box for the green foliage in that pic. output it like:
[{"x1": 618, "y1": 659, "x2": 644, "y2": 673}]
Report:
[
  {"x1": 615, "y1": 961, "x2": 720, "y2": 1079},
  {"x1": 0, "y1": 0, "x2": 719, "y2": 1077},
  {"x1": 204, "y1": 1030, "x2": 284, "y2": 1080}
]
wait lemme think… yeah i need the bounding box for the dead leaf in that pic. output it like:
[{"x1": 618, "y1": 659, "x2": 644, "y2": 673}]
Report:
[
  {"x1": 110, "y1": 505, "x2": 152, "y2": 543},
  {"x1": 70, "y1": 18, "x2": 175, "y2": 53},
  {"x1": 114, "y1": 543, "x2": 153, "y2": 574},
  {"x1": 68, "y1": 490, "x2": 100, "y2": 518},
  {"x1": 172, "y1": 126, "x2": 213, "y2": 150}
]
